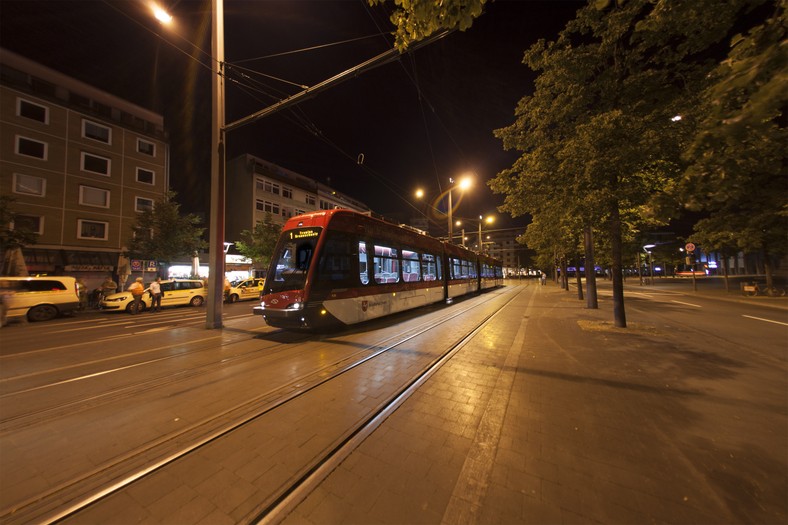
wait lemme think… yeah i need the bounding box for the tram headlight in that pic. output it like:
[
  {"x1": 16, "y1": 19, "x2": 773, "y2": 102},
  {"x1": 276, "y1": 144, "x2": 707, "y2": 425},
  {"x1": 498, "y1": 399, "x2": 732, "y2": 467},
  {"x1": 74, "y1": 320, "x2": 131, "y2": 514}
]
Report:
[{"x1": 289, "y1": 302, "x2": 303, "y2": 310}]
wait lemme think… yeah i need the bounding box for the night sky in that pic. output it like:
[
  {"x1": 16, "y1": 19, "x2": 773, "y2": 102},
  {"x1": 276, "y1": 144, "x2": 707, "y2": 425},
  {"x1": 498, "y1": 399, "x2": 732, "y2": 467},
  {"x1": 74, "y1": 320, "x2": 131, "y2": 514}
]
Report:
[{"x1": 1, "y1": 0, "x2": 583, "y2": 232}]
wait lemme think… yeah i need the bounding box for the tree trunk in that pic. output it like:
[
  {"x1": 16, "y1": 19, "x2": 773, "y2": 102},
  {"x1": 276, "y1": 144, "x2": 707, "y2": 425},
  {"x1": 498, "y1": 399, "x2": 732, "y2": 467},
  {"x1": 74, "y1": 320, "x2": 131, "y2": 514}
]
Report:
[
  {"x1": 584, "y1": 226, "x2": 598, "y2": 309},
  {"x1": 561, "y1": 256, "x2": 569, "y2": 290},
  {"x1": 763, "y1": 247, "x2": 774, "y2": 289},
  {"x1": 722, "y1": 249, "x2": 730, "y2": 293},
  {"x1": 609, "y1": 205, "x2": 627, "y2": 328},
  {"x1": 575, "y1": 255, "x2": 584, "y2": 301}
]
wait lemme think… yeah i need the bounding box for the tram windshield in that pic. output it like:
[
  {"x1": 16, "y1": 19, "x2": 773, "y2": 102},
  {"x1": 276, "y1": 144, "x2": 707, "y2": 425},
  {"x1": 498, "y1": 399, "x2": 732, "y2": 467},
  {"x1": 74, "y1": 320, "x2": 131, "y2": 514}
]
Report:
[{"x1": 266, "y1": 227, "x2": 321, "y2": 293}]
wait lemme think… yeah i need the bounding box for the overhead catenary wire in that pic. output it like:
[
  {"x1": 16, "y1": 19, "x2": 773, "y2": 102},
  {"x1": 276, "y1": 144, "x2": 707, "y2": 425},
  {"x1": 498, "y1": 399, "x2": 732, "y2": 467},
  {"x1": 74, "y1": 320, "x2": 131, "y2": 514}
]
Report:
[{"x1": 103, "y1": 0, "x2": 471, "y2": 229}]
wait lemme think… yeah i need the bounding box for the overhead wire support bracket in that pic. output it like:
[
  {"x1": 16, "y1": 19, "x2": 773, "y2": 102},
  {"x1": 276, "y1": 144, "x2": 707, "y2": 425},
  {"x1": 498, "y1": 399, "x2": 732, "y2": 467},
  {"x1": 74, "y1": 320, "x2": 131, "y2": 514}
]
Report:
[{"x1": 224, "y1": 30, "x2": 452, "y2": 133}]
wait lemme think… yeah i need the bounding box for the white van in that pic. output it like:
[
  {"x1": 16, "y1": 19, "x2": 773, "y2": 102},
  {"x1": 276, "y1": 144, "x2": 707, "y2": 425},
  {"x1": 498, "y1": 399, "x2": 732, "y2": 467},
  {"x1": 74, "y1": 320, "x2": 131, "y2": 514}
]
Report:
[{"x1": 0, "y1": 276, "x2": 80, "y2": 323}]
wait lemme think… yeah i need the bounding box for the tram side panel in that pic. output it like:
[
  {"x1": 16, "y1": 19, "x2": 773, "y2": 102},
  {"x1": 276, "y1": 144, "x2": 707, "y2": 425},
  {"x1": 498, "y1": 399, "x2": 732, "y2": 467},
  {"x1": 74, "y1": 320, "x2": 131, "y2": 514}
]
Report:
[
  {"x1": 259, "y1": 209, "x2": 502, "y2": 330},
  {"x1": 444, "y1": 244, "x2": 480, "y2": 300},
  {"x1": 314, "y1": 233, "x2": 445, "y2": 325}
]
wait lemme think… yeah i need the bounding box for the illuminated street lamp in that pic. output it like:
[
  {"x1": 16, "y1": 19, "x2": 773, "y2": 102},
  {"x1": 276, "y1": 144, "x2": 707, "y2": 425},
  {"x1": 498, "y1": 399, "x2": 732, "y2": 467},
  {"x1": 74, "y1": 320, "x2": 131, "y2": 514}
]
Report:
[{"x1": 150, "y1": 2, "x2": 173, "y2": 24}]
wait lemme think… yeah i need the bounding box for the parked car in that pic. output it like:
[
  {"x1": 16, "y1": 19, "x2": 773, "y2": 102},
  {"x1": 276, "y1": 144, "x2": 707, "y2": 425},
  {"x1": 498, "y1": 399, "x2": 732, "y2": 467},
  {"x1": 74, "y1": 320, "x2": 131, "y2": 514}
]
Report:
[
  {"x1": 0, "y1": 276, "x2": 80, "y2": 322},
  {"x1": 100, "y1": 279, "x2": 206, "y2": 313},
  {"x1": 225, "y1": 277, "x2": 265, "y2": 303}
]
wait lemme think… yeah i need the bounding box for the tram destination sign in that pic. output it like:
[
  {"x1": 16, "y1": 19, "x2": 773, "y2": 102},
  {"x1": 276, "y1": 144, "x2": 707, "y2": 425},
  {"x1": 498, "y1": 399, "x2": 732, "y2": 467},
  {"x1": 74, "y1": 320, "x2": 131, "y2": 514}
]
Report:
[{"x1": 289, "y1": 228, "x2": 321, "y2": 240}]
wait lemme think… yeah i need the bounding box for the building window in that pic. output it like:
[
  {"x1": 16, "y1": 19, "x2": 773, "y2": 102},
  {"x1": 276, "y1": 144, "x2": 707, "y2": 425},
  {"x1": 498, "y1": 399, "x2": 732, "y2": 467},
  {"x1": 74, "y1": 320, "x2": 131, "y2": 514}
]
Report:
[
  {"x1": 135, "y1": 197, "x2": 154, "y2": 212},
  {"x1": 136, "y1": 167, "x2": 155, "y2": 184},
  {"x1": 319, "y1": 200, "x2": 336, "y2": 210},
  {"x1": 15, "y1": 136, "x2": 47, "y2": 160},
  {"x1": 13, "y1": 173, "x2": 46, "y2": 197},
  {"x1": 255, "y1": 200, "x2": 280, "y2": 215},
  {"x1": 13, "y1": 214, "x2": 43, "y2": 235},
  {"x1": 79, "y1": 185, "x2": 110, "y2": 208},
  {"x1": 77, "y1": 219, "x2": 108, "y2": 240},
  {"x1": 305, "y1": 195, "x2": 316, "y2": 206},
  {"x1": 82, "y1": 119, "x2": 111, "y2": 144},
  {"x1": 137, "y1": 139, "x2": 155, "y2": 156},
  {"x1": 255, "y1": 179, "x2": 280, "y2": 195},
  {"x1": 81, "y1": 152, "x2": 110, "y2": 175},
  {"x1": 282, "y1": 186, "x2": 293, "y2": 199},
  {"x1": 17, "y1": 98, "x2": 48, "y2": 123}
]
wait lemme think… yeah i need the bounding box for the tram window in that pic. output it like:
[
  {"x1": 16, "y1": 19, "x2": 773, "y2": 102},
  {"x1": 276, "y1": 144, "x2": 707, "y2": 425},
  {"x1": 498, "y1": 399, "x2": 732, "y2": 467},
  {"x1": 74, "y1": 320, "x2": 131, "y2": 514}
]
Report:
[
  {"x1": 421, "y1": 253, "x2": 437, "y2": 281},
  {"x1": 402, "y1": 249, "x2": 421, "y2": 282},
  {"x1": 359, "y1": 241, "x2": 369, "y2": 285},
  {"x1": 374, "y1": 244, "x2": 399, "y2": 284},
  {"x1": 467, "y1": 260, "x2": 477, "y2": 279},
  {"x1": 451, "y1": 258, "x2": 463, "y2": 279},
  {"x1": 315, "y1": 233, "x2": 355, "y2": 288}
]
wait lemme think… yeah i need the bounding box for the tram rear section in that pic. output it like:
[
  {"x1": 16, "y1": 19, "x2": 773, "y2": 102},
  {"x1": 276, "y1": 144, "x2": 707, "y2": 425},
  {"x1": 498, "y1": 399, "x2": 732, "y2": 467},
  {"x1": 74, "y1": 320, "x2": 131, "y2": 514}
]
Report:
[{"x1": 4, "y1": 285, "x2": 523, "y2": 524}]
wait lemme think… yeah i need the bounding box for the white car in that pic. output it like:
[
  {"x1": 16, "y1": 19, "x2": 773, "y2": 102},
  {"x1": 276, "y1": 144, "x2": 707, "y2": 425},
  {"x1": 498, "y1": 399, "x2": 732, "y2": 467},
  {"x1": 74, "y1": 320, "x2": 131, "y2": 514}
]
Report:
[
  {"x1": 100, "y1": 279, "x2": 206, "y2": 313},
  {"x1": 226, "y1": 277, "x2": 265, "y2": 303},
  {"x1": 0, "y1": 276, "x2": 80, "y2": 322}
]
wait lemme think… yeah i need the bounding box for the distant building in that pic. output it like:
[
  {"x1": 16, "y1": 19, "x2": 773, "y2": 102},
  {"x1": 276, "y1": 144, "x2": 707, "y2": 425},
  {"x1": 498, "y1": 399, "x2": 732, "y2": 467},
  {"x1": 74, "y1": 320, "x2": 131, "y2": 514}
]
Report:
[
  {"x1": 483, "y1": 228, "x2": 532, "y2": 276},
  {"x1": 225, "y1": 154, "x2": 370, "y2": 244},
  {"x1": 0, "y1": 49, "x2": 168, "y2": 284}
]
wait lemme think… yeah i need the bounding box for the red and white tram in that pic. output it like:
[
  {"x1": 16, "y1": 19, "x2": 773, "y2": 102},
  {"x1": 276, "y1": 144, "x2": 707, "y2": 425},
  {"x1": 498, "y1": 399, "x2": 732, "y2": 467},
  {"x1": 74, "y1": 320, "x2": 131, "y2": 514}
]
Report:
[{"x1": 255, "y1": 209, "x2": 503, "y2": 330}]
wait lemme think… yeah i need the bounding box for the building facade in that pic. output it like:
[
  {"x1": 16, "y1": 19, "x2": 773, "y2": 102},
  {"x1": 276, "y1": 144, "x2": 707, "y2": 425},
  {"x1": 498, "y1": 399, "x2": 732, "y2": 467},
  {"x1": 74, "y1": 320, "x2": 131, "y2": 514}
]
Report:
[
  {"x1": 0, "y1": 49, "x2": 168, "y2": 285},
  {"x1": 225, "y1": 154, "x2": 370, "y2": 244}
]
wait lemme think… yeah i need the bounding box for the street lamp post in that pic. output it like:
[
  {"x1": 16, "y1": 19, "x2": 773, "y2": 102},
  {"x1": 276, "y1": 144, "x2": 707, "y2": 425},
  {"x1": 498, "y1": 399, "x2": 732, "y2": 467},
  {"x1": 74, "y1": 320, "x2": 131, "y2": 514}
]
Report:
[
  {"x1": 643, "y1": 244, "x2": 655, "y2": 285},
  {"x1": 447, "y1": 176, "x2": 471, "y2": 244},
  {"x1": 207, "y1": 0, "x2": 225, "y2": 329},
  {"x1": 477, "y1": 215, "x2": 494, "y2": 254}
]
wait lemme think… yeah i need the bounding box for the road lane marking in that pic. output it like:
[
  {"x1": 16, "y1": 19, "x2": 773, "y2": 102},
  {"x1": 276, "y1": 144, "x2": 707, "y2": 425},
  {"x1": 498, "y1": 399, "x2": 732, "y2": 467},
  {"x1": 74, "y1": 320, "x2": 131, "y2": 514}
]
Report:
[
  {"x1": 670, "y1": 300, "x2": 702, "y2": 308},
  {"x1": 742, "y1": 315, "x2": 788, "y2": 327}
]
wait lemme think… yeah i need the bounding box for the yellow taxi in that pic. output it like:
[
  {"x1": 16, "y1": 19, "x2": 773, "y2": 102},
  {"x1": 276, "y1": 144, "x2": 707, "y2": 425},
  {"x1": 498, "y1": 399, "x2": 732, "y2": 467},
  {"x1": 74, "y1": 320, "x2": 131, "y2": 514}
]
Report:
[{"x1": 226, "y1": 277, "x2": 265, "y2": 303}]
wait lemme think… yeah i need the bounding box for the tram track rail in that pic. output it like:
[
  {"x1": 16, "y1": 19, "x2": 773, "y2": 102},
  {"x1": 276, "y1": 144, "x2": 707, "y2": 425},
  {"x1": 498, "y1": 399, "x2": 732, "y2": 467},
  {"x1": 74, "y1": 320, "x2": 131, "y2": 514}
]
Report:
[
  {"x1": 1, "y1": 293, "x2": 497, "y2": 431},
  {"x1": 0, "y1": 287, "x2": 520, "y2": 524},
  {"x1": 252, "y1": 285, "x2": 524, "y2": 524}
]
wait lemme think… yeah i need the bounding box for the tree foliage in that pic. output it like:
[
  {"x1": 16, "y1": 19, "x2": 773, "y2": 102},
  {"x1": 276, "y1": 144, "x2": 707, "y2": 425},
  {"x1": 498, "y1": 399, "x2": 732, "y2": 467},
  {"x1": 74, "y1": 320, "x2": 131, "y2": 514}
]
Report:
[
  {"x1": 128, "y1": 191, "x2": 206, "y2": 265},
  {"x1": 0, "y1": 195, "x2": 38, "y2": 251},
  {"x1": 681, "y1": 1, "x2": 787, "y2": 284},
  {"x1": 491, "y1": 0, "x2": 763, "y2": 327},
  {"x1": 368, "y1": 0, "x2": 487, "y2": 50},
  {"x1": 234, "y1": 213, "x2": 281, "y2": 271}
]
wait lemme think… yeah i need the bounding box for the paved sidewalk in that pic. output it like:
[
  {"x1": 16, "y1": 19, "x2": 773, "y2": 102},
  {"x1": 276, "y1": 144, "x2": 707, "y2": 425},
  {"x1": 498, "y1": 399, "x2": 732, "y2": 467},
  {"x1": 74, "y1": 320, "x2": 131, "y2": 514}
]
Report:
[{"x1": 285, "y1": 282, "x2": 788, "y2": 524}]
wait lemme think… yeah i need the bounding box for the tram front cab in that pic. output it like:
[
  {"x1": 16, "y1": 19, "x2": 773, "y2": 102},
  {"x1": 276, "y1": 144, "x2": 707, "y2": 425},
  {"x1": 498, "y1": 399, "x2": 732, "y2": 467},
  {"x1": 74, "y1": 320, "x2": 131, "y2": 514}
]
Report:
[{"x1": 254, "y1": 220, "x2": 340, "y2": 330}]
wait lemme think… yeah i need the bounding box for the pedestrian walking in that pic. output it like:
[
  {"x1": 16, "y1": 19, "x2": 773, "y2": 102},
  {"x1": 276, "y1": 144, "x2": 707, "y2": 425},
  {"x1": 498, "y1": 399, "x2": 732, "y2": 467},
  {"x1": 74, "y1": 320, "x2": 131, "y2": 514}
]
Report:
[
  {"x1": 541, "y1": 272, "x2": 547, "y2": 286},
  {"x1": 128, "y1": 277, "x2": 145, "y2": 314},
  {"x1": 149, "y1": 277, "x2": 162, "y2": 312}
]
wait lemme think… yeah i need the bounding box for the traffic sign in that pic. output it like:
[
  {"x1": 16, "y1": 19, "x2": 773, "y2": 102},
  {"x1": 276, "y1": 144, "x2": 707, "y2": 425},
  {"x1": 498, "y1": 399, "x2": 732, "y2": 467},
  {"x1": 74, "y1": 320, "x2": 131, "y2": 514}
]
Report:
[{"x1": 685, "y1": 243, "x2": 696, "y2": 252}]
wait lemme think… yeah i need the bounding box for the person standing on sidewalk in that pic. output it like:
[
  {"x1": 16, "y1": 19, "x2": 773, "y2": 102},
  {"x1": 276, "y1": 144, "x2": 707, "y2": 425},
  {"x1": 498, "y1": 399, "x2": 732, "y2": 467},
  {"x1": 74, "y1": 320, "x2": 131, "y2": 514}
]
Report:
[
  {"x1": 149, "y1": 277, "x2": 162, "y2": 313},
  {"x1": 128, "y1": 277, "x2": 145, "y2": 314}
]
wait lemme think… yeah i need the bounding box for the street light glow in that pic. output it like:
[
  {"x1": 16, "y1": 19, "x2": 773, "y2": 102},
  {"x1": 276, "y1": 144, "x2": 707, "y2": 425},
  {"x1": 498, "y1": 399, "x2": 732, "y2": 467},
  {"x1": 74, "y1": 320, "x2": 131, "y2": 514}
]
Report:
[
  {"x1": 151, "y1": 2, "x2": 172, "y2": 24},
  {"x1": 415, "y1": 188, "x2": 424, "y2": 199},
  {"x1": 458, "y1": 176, "x2": 472, "y2": 191}
]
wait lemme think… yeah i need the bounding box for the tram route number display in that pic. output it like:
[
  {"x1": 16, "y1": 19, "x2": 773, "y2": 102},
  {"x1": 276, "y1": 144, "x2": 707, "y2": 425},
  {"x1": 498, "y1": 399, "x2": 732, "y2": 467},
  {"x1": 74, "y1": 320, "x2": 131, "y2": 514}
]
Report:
[{"x1": 289, "y1": 229, "x2": 320, "y2": 240}]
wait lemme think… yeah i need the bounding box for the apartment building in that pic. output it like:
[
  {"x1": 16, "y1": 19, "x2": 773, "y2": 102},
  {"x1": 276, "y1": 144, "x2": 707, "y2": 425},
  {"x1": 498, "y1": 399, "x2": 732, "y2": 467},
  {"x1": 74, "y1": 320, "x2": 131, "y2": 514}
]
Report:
[
  {"x1": 0, "y1": 49, "x2": 168, "y2": 283},
  {"x1": 225, "y1": 154, "x2": 369, "y2": 244}
]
